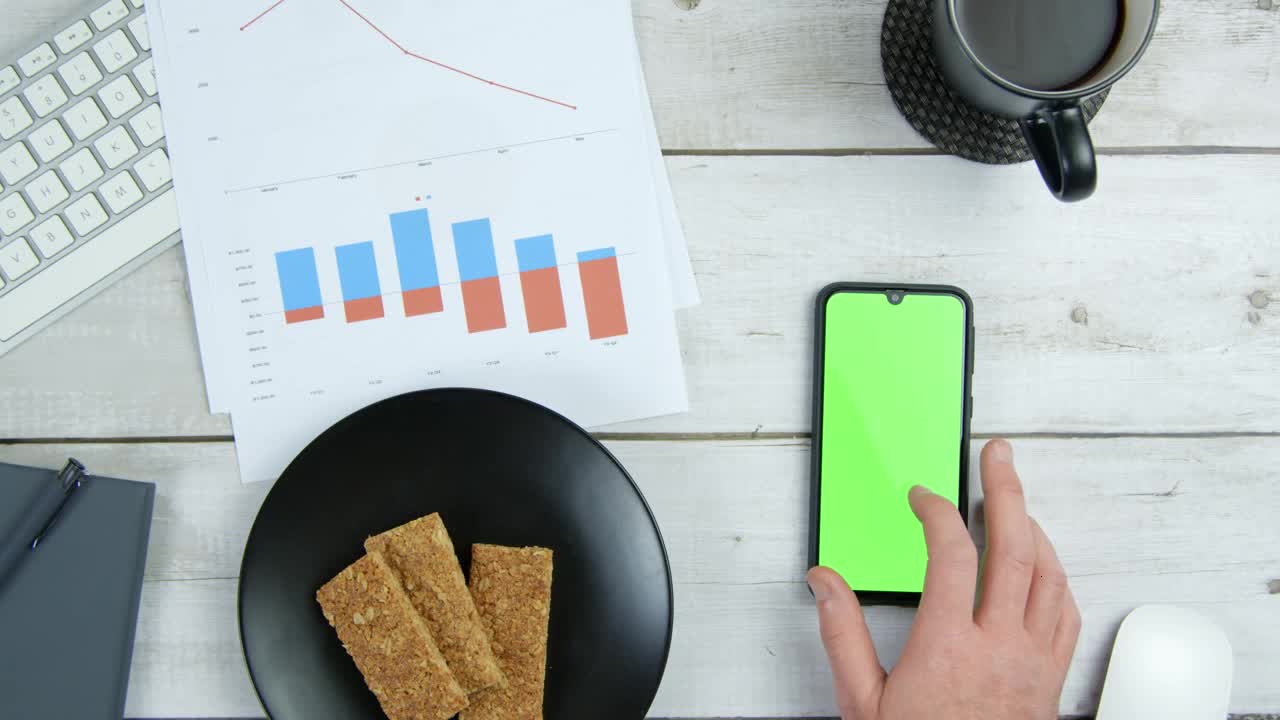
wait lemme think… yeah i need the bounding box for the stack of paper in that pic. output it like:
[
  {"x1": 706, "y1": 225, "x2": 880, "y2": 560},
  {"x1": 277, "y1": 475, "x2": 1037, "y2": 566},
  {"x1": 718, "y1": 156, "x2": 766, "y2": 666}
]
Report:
[{"x1": 147, "y1": 0, "x2": 695, "y2": 482}]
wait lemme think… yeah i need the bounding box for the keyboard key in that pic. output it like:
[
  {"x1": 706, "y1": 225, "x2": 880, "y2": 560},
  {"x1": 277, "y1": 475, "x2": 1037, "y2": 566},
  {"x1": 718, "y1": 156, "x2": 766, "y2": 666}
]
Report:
[
  {"x1": 23, "y1": 75, "x2": 70, "y2": 118},
  {"x1": 0, "y1": 189, "x2": 179, "y2": 342},
  {"x1": 65, "y1": 97, "x2": 108, "y2": 140},
  {"x1": 55, "y1": 20, "x2": 96, "y2": 54},
  {"x1": 129, "y1": 104, "x2": 163, "y2": 146},
  {"x1": 0, "y1": 193, "x2": 35, "y2": 234},
  {"x1": 94, "y1": 126, "x2": 138, "y2": 169},
  {"x1": 134, "y1": 149, "x2": 170, "y2": 191},
  {"x1": 60, "y1": 148, "x2": 105, "y2": 191},
  {"x1": 132, "y1": 58, "x2": 158, "y2": 96},
  {"x1": 98, "y1": 75, "x2": 141, "y2": 118},
  {"x1": 90, "y1": 0, "x2": 130, "y2": 31},
  {"x1": 100, "y1": 171, "x2": 143, "y2": 213},
  {"x1": 0, "y1": 238, "x2": 39, "y2": 280},
  {"x1": 58, "y1": 52, "x2": 105, "y2": 95},
  {"x1": 28, "y1": 120, "x2": 74, "y2": 163},
  {"x1": 0, "y1": 66, "x2": 19, "y2": 95},
  {"x1": 26, "y1": 169, "x2": 70, "y2": 213},
  {"x1": 130, "y1": 0, "x2": 144, "y2": 7},
  {"x1": 66, "y1": 193, "x2": 108, "y2": 235},
  {"x1": 1, "y1": 142, "x2": 38, "y2": 185},
  {"x1": 30, "y1": 216, "x2": 75, "y2": 257},
  {"x1": 93, "y1": 30, "x2": 138, "y2": 74},
  {"x1": 18, "y1": 44, "x2": 58, "y2": 78},
  {"x1": 0, "y1": 96, "x2": 33, "y2": 140},
  {"x1": 128, "y1": 16, "x2": 151, "y2": 51}
]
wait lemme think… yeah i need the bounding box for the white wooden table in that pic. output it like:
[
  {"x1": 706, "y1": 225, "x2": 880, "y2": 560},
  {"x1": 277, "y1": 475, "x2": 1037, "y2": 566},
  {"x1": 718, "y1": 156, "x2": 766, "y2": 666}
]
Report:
[{"x1": 3, "y1": 0, "x2": 1279, "y2": 717}]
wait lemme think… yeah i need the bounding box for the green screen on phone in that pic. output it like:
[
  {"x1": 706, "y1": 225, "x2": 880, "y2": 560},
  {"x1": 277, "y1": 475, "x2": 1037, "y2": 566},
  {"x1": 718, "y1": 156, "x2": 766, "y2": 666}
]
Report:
[{"x1": 818, "y1": 289, "x2": 967, "y2": 593}]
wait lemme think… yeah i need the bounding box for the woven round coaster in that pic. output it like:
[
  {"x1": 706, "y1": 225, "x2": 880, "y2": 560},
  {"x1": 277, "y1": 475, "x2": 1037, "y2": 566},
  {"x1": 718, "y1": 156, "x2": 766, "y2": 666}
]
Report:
[{"x1": 880, "y1": 0, "x2": 1108, "y2": 165}]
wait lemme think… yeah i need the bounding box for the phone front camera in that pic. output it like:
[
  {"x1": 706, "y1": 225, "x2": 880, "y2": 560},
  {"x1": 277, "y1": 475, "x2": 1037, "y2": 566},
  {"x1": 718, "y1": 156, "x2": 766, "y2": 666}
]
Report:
[{"x1": 888, "y1": 292, "x2": 903, "y2": 305}]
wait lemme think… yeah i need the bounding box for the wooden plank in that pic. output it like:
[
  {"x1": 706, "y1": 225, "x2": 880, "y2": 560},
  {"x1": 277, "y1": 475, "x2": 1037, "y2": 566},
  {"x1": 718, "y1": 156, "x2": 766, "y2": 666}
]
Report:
[
  {"x1": 3, "y1": 1, "x2": 1279, "y2": 152},
  {"x1": 128, "y1": 579, "x2": 261, "y2": 719},
  {"x1": 3, "y1": 438, "x2": 1277, "y2": 717},
  {"x1": 3, "y1": 155, "x2": 1277, "y2": 439},
  {"x1": 124, "y1": 578, "x2": 1280, "y2": 719},
  {"x1": 0, "y1": 246, "x2": 222, "y2": 440},
  {"x1": 644, "y1": 154, "x2": 1280, "y2": 435},
  {"x1": 0, "y1": 0, "x2": 85, "y2": 47},
  {"x1": 632, "y1": 0, "x2": 1280, "y2": 150}
]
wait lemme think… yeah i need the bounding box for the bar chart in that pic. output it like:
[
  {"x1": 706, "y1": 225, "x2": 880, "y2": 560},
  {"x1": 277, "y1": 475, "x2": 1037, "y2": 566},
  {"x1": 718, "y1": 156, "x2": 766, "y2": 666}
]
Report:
[
  {"x1": 516, "y1": 235, "x2": 567, "y2": 333},
  {"x1": 577, "y1": 247, "x2": 629, "y2": 340},
  {"x1": 275, "y1": 248, "x2": 326, "y2": 324},
  {"x1": 270, "y1": 206, "x2": 631, "y2": 339},
  {"x1": 335, "y1": 242, "x2": 386, "y2": 322},
  {"x1": 390, "y1": 209, "x2": 444, "y2": 317},
  {"x1": 453, "y1": 219, "x2": 508, "y2": 334}
]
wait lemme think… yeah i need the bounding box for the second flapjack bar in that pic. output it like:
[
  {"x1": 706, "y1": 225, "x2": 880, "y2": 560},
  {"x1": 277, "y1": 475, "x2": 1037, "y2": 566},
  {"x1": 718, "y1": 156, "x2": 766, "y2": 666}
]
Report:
[
  {"x1": 315, "y1": 552, "x2": 468, "y2": 720},
  {"x1": 365, "y1": 513, "x2": 505, "y2": 694}
]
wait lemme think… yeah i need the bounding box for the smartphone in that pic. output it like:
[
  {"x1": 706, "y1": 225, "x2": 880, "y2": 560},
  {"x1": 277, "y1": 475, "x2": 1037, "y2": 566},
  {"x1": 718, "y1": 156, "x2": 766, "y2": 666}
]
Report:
[{"x1": 809, "y1": 283, "x2": 974, "y2": 605}]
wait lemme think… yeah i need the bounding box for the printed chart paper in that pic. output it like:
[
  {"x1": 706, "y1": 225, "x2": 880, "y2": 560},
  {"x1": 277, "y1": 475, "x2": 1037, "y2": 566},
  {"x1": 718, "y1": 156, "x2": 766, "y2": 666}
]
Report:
[{"x1": 150, "y1": 0, "x2": 690, "y2": 481}]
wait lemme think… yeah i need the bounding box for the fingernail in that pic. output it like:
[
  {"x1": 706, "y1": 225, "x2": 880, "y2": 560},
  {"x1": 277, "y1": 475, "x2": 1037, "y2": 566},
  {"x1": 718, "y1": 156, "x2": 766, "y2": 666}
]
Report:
[
  {"x1": 909, "y1": 484, "x2": 933, "y2": 500},
  {"x1": 807, "y1": 570, "x2": 833, "y2": 602},
  {"x1": 988, "y1": 438, "x2": 1014, "y2": 464}
]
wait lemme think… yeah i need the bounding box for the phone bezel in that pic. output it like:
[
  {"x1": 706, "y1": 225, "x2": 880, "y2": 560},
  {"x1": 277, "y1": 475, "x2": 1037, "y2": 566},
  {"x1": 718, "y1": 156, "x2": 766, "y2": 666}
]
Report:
[{"x1": 808, "y1": 282, "x2": 975, "y2": 606}]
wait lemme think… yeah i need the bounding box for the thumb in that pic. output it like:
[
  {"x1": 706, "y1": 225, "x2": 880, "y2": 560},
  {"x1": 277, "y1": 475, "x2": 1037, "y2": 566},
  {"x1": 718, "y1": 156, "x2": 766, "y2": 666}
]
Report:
[{"x1": 808, "y1": 566, "x2": 886, "y2": 719}]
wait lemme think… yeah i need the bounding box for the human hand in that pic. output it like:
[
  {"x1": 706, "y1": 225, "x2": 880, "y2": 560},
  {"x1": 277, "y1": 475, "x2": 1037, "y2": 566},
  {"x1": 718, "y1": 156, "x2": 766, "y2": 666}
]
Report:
[{"x1": 807, "y1": 439, "x2": 1081, "y2": 720}]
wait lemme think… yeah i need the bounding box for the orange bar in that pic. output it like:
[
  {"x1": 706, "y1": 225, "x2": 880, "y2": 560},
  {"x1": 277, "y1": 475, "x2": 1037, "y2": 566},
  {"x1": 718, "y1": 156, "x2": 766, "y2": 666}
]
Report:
[
  {"x1": 344, "y1": 295, "x2": 385, "y2": 323},
  {"x1": 403, "y1": 286, "x2": 444, "y2": 317},
  {"x1": 519, "y1": 267, "x2": 567, "y2": 333},
  {"x1": 284, "y1": 305, "x2": 325, "y2": 324},
  {"x1": 578, "y1": 257, "x2": 628, "y2": 340},
  {"x1": 460, "y1": 276, "x2": 506, "y2": 333}
]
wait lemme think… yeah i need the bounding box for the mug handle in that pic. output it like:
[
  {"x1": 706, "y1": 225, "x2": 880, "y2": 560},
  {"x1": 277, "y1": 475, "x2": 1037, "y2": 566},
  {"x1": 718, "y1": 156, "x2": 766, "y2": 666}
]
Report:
[{"x1": 1019, "y1": 105, "x2": 1097, "y2": 203}]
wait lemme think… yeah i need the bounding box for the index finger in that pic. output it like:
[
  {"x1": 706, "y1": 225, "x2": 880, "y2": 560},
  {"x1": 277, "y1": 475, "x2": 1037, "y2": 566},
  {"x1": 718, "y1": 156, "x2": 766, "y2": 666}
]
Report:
[
  {"x1": 976, "y1": 439, "x2": 1036, "y2": 627},
  {"x1": 909, "y1": 485, "x2": 978, "y2": 626}
]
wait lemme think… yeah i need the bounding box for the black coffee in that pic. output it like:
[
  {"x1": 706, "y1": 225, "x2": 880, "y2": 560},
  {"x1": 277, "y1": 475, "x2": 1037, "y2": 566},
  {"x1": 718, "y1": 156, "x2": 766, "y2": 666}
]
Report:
[{"x1": 956, "y1": 0, "x2": 1123, "y2": 91}]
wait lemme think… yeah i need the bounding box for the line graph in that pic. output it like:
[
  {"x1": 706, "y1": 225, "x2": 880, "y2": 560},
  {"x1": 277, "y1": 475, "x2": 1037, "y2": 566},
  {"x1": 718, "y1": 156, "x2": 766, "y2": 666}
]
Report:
[
  {"x1": 239, "y1": 0, "x2": 285, "y2": 31},
  {"x1": 238, "y1": 0, "x2": 578, "y2": 110}
]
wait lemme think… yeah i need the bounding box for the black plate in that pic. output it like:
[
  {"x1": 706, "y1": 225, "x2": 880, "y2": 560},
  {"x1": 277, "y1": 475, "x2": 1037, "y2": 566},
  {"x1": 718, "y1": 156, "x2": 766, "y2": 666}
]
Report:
[{"x1": 238, "y1": 389, "x2": 673, "y2": 719}]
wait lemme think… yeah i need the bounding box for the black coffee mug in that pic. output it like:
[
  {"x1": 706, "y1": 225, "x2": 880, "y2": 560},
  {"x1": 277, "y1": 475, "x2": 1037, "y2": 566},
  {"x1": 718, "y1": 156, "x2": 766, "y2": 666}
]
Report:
[{"x1": 933, "y1": 0, "x2": 1159, "y2": 202}]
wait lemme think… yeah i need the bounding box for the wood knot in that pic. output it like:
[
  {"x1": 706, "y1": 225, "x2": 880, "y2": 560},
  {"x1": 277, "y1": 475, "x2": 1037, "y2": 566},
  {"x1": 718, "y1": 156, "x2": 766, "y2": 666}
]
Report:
[
  {"x1": 1071, "y1": 306, "x2": 1089, "y2": 325},
  {"x1": 1259, "y1": 0, "x2": 1274, "y2": 10},
  {"x1": 1268, "y1": 578, "x2": 1280, "y2": 594},
  {"x1": 1249, "y1": 290, "x2": 1270, "y2": 309},
  {"x1": 673, "y1": 0, "x2": 702, "y2": 8}
]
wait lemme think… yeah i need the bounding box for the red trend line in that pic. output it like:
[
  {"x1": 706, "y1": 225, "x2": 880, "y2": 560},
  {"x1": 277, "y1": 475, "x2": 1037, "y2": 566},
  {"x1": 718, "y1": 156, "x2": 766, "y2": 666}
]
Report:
[
  {"x1": 335, "y1": 0, "x2": 577, "y2": 110},
  {"x1": 239, "y1": 0, "x2": 577, "y2": 110},
  {"x1": 239, "y1": 0, "x2": 286, "y2": 32}
]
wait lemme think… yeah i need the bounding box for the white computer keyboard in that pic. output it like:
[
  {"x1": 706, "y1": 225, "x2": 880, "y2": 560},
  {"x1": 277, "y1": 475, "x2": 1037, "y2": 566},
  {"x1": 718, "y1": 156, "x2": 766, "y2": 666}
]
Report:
[{"x1": 0, "y1": 0, "x2": 179, "y2": 356}]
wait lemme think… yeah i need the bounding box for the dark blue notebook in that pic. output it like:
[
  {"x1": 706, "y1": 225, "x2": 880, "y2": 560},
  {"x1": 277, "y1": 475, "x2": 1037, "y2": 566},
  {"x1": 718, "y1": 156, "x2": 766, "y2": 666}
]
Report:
[{"x1": 0, "y1": 461, "x2": 154, "y2": 719}]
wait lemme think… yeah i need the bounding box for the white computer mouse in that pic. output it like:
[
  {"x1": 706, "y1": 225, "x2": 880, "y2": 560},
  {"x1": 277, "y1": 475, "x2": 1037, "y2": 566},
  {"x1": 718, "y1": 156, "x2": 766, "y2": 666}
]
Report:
[{"x1": 1095, "y1": 604, "x2": 1234, "y2": 720}]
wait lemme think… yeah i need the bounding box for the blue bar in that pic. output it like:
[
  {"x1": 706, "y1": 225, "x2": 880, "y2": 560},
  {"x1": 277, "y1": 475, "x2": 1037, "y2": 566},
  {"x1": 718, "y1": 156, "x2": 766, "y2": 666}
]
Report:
[
  {"x1": 515, "y1": 235, "x2": 557, "y2": 273},
  {"x1": 577, "y1": 247, "x2": 617, "y2": 263},
  {"x1": 390, "y1": 209, "x2": 440, "y2": 292},
  {"x1": 274, "y1": 248, "x2": 323, "y2": 312},
  {"x1": 335, "y1": 241, "x2": 381, "y2": 301},
  {"x1": 452, "y1": 219, "x2": 499, "y2": 283}
]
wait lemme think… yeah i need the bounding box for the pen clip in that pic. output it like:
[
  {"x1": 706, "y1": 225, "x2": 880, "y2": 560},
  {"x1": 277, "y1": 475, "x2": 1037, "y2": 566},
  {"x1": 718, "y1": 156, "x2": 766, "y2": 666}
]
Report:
[{"x1": 31, "y1": 459, "x2": 87, "y2": 550}]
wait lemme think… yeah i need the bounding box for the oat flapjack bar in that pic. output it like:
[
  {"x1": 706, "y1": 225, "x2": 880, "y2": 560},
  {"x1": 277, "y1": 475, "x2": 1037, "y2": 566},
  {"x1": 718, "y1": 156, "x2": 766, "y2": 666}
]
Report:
[
  {"x1": 366, "y1": 513, "x2": 506, "y2": 694},
  {"x1": 316, "y1": 552, "x2": 468, "y2": 720},
  {"x1": 462, "y1": 544, "x2": 554, "y2": 720}
]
